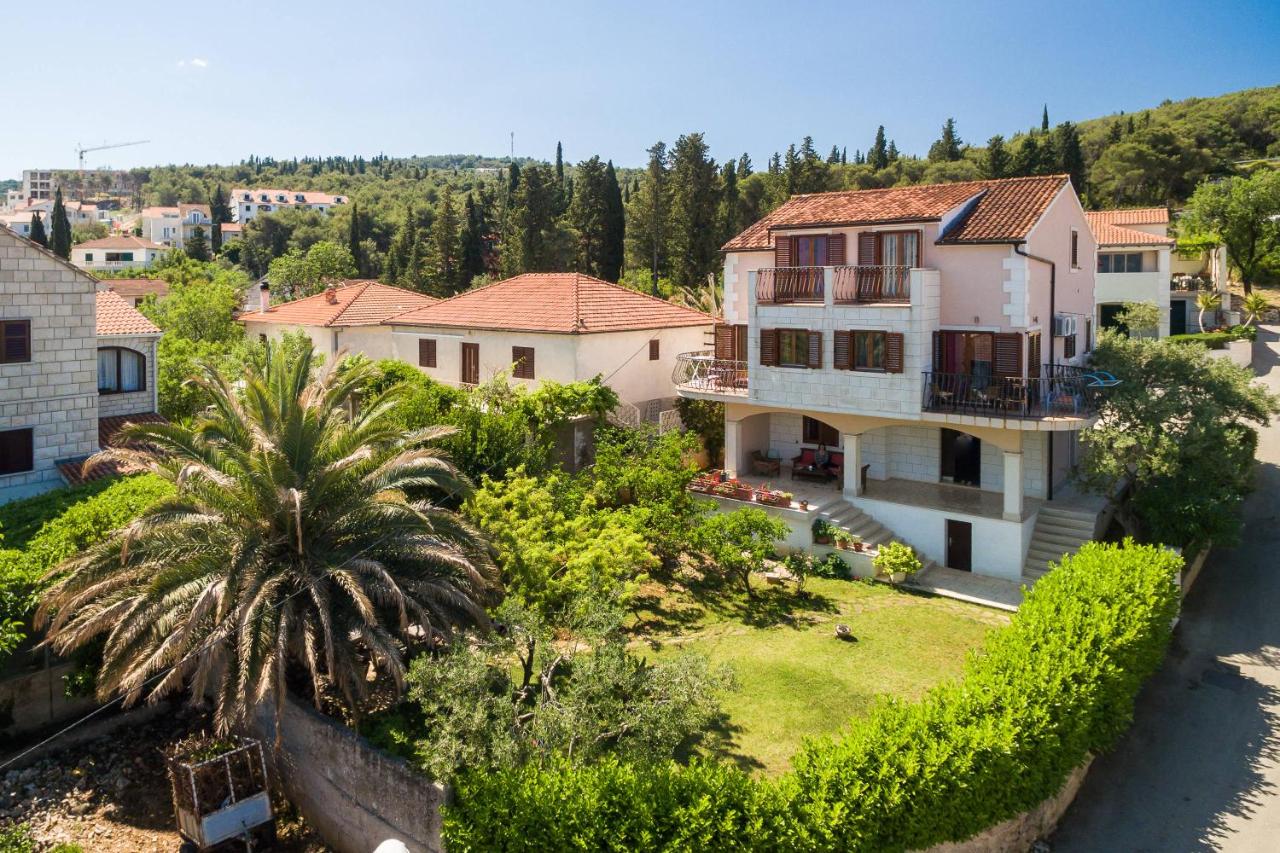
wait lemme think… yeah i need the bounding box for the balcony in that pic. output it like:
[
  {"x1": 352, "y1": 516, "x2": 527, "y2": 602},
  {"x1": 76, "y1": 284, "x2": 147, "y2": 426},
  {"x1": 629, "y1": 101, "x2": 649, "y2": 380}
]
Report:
[
  {"x1": 921, "y1": 367, "x2": 1097, "y2": 421},
  {"x1": 756, "y1": 265, "x2": 913, "y2": 305},
  {"x1": 673, "y1": 351, "x2": 748, "y2": 397}
]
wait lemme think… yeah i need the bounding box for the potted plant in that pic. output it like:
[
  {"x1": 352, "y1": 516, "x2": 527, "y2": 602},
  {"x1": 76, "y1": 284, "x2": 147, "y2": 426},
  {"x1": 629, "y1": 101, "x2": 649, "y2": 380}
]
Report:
[
  {"x1": 833, "y1": 529, "x2": 855, "y2": 551},
  {"x1": 812, "y1": 518, "x2": 833, "y2": 545},
  {"x1": 798, "y1": 498, "x2": 809, "y2": 511},
  {"x1": 849, "y1": 535, "x2": 864, "y2": 552},
  {"x1": 873, "y1": 541, "x2": 923, "y2": 584}
]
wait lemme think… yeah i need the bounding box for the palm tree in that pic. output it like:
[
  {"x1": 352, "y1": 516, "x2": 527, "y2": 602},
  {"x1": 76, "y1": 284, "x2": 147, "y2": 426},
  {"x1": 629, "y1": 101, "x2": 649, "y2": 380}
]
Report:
[
  {"x1": 1196, "y1": 291, "x2": 1222, "y2": 332},
  {"x1": 37, "y1": 344, "x2": 497, "y2": 732},
  {"x1": 1242, "y1": 292, "x2": 1270, "y2": 326},
  {"x1": 676, "y1": 273, "x2": 722, "y2": 318}
]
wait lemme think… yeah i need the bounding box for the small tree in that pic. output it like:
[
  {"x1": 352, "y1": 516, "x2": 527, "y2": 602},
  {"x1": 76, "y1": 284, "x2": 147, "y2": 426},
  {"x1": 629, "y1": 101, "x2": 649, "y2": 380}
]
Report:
[
  {"x1": 1195, "y1": 291, "x2": 1222, "y2": 331},
  {"x1": 1242, "y1": 292, "x2": 1270, "y2": 326},
  {"x1": 1181, "y1": 171, "x2": 1280, "y2": 296},
  {"x1": 697, "y1": 507, "x2": 788, "y2": 598},
  {"x1": 50, "y1": 188, "x2": 72, "y2": 259},
  {"x1": 28, "y1": 213, "x2": 47, "y2": 247},
  {"x1": 873, "y1": 541, "x2": 922, "y2": 580},
  {"x1": 185, "y1": 225, "x2": 210, "y2": 261},
  {"x1": 1116, "y1": 301, "x2": 1161, "y2": 338}
]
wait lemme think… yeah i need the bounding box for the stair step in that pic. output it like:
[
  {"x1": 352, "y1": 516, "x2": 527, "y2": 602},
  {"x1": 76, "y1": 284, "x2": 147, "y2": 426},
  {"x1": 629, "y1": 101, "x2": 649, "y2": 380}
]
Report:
[
  {"x1": 1032, "y1": 531, "x2": 1090, "y2": 549},
  {"x1": 1036, "y1": 513, "x2": 1096, "y2": 531}
]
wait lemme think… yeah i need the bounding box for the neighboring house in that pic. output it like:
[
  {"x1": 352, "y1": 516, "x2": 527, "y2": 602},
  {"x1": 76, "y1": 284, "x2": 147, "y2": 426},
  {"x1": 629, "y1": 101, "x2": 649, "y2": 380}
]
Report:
[
  {"x1": 680, "y1": 174, "x2": 1102, "y2": 585},
  {"x1": 1085, "y1": 209, "x2": 1177, "y2": 336},
  {"x1": 386, "y1": 272, "x2": 715, "y2": 416},
  {"x1": 230, "y1": 189, "x2": 347, "y2": 223},
  {"x1": 140, "y1": 203, "x2": 213, "y2": 249},
  {"x1": 71, "y1": 235, "x2": 167, "y2": 272},
  {"x1": 96, "y1": 277, "x2": 169, "y2": 308},
  {"x1": 0, "y1": 213, "x2": 37, "y2": 239},
  {"x1": 239, "y1": 280, "x2": 438, "y2": 361},
  {"x1": 0, "y1": 230, "x2": 162, "y2": 503},
  {"x1": 219, "y1": 222, "x2": 244, "y2": 243}
]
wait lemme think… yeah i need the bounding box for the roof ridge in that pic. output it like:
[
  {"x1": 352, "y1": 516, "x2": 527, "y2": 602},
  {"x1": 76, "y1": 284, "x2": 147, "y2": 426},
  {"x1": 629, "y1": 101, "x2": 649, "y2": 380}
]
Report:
[{"x1": 326, "y1": 281, "x2": 374, "y2": 327}]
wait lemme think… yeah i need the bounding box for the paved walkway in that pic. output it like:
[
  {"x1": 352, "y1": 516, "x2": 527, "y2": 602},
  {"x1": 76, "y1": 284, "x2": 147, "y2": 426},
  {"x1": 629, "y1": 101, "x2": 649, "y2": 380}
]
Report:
[
  {"x1": 907, "y1": 564, "x2": 1023, "y2": 611},
  {"x1": 1053, "y1": 325, "x2": 1280, "y2": 852}
]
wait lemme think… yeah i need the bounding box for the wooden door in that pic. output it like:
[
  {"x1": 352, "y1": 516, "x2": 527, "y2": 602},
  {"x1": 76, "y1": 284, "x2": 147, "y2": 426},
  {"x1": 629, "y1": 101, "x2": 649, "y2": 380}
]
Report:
[
  {"x1": 946, "y1": 520, "x2": 973, "y2": 572},
  {"x1": 461, "y1": 342, "x2": 480, "y2": 386},
  {"x1": 1169, "y1": 300, "x2": 1188, "y2": 336}
]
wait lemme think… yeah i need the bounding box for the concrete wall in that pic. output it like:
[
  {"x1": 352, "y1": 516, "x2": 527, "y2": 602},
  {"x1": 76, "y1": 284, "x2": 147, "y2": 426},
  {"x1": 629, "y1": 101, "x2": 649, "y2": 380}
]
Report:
[
  {"x1": 96, "y1": 334, "x2": 159, "y2": 418},
  {"x1": 1026, "y1": 183, "x2": 1097, "y2": 367},
  {"x1": 251, "y1": 696, "x2": 445, "y2": 853},
  {"x1": 1095, "y1": 268, "x2": 1171, "y2": 337},
  {"x1": 0, "y1": 231, "x2": 99, "y2": 503},
  {"x1": 0, "y1": 660, "x2": 99, "y2": 738}
]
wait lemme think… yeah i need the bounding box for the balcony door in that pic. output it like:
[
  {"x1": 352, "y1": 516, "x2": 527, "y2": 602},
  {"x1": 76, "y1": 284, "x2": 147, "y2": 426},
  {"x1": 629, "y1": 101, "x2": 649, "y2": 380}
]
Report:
[
  {"x1": 461, "y1": 342, "x2": 480, "y2": 385},
  {"x1": 793, "y1": 235, "x2": 828, "y2": 268}
]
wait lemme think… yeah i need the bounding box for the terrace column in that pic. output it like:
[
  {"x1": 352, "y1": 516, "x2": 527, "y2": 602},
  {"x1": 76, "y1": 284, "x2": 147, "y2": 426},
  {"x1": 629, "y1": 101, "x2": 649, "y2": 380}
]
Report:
[
  {"x1": 724, "y1": 419, "x2": 742, "y2": 479},
  {"x1": 842, "y1": 433, "x2": 863, "y2": 497},
  {"x1": 1002, "y1": 451, "x2": 1024, "y2": 521}
]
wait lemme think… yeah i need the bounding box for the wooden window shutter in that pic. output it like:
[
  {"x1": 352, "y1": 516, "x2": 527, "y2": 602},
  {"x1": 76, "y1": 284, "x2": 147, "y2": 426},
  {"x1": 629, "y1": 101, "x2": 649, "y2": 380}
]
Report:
[
  {"x1": 1063, "y1": 330, "x2": 1077, "y2": 359},
  {"x1": 828, "y1": 233, "x2": 846, "y2": 266},
  {"x1": 1, "y1": 320, "x2": 31, "y2": 364},
  {"x1": 512, "y1": 346, "x2": 535, "y2": 379},
  {"x1": 714, "y1": 324, "x2": 736, "y2": 360},
  {"x1": 1027, "y1": 332, "x2": 1041, "y2": 378},
  {"x1": 993, "y1": 333, "x2": 1023, "y2": 377},
  {"x1": 418, "y1": 338, "x2": 436, "y2": 368},
  {"x1": 857, "y1": 231, "x2": 879, "y2": 266},
  {"x1": 774, "y1": 236, "x2": 792, "y2": 268},
  {"x1": 806, "y1": 330, "x2": 823, "y2": 368},
  {"x1": 884, "y1": 332, "x2": 905, "y2": 373},
  {"x1": 932, "y1": 331, "x2": 944, "y2": 372},
  {"x1": 649, "y1": 339, "x2": 660, "y2": 360},
  {"x1": 912, "y1": 229, "x2": 924, "y2": 267},
  {"x1": 759, "y1": 329, "x2": 779, "y2": 366},
  {"x1": 833, "y1": 330, "x2": 852, "y2": 370}
]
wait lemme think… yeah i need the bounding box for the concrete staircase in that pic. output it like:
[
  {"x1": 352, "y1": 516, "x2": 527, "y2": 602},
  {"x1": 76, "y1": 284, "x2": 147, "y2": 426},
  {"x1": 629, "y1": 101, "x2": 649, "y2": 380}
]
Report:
[
  {"x1": 1021, "y1": 506, "x2": 1098, "y2": 583},
  {"x1": 811, "y1": 497, "x2": 938, "y2": 572}
]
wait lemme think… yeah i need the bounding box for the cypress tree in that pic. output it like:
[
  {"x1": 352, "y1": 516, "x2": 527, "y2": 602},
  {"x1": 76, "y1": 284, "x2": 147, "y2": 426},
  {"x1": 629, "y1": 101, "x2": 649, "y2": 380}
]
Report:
[
  {"x1": 507, "y1": 161, "x2": 522, "y2": 196},
  {"x1": 186, "y1": 226, "x2": 210, "y2": 262},
  {"x1": 50, "y1": 189, "x2": 72, "y2": 259},
  {"x1": 431, "y1": 186, "x2": 461, "y2": 293},
  {"x1": 983, "y1": 135, "x2": 1010, "y2": 179},
  {"x1": 841, "y1": 146, "x2": 847, "y2": 165},
  {"x1": 827, "y1": 145, "x2": 841, "y2": 164},
  {"x1": 569, "y1": 156, "x2": 610, "y2": 278},
  {"x1": 1012, "y1": 134, "x2": 1042, "y2": 177},
  {"x1": 1054, "y1": 122, "x2": 1086, "y2": 192},
  {"x1": 667, "y1": 132, "x2": 720, "y2": 289},
  {"x1": 555, "y1": 142, "x2": 564, "y2": 185},
  {"x1": 1041, "y1": 104, "x2": 1050, "y2": 132},
  {"x1": 737, "y1": 153, "x2": 753, "y2": 178},
  {"x1": 459, "y1": 193, "x2": 487, "y2": 284},
  {"x1": 886, "y1": 140, "x2": 899, "y2": 162},
  {"x1": 718, "y1": 160, "x2": 739, "y2": 247},
  {"x1": 347, "y1": 201, "x2": 364, "y2": 276},
  {"x1": 869, "y1": 126, "x2": 889, "y2": 170},
  {"x1": 602, "y1": 161, "x2": 625, "y2": 283},
  {"x1": 29, "y1": 214, "x2": 47, "y2": 247},
  {"x1": 625, "y1": 141, "x2": 671, "y2": 291}
]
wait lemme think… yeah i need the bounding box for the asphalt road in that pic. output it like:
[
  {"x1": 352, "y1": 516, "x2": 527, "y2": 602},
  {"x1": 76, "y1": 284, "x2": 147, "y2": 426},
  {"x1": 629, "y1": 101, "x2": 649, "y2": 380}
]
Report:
[{"x1": 1053, "y1": 326, "x2": 1280, "y2": 852}]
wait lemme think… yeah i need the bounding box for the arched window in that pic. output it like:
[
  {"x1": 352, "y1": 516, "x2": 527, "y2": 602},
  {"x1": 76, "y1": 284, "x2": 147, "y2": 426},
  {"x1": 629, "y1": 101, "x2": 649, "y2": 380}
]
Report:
[{"x1": 98, "y1": 347, "x2": 146, "y2": 394}]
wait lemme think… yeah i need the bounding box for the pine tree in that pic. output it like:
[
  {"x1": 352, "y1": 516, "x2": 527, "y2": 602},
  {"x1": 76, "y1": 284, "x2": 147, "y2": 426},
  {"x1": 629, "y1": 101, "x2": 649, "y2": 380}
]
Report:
[
  {"x1": 1126, "y1": 115, "x2": 1136, "y2": 134},
  {"x1": 459, "y1": 193, "x2": 488, "y2": 285},
  {"x1": 510, "y1": 164, "x2": 562, "y2": 274},
  {"x1": 983, "y1": 135, "x2": 1010, "y2": 179},
  {"x1": 827, "y1": 145, "x2": 841, "y2": 164},
  {"x1": 667, "y1": 132, "x2": 720, "y2": 289},
  {"x1": 886, "y1": 140, "x2": 899, "y2": 162},
  {"x1": 1053, "y1": 121, "x2": 1086, "y2": 192},
  {"x1": 601, "y1": 161, "x2": 625, "y2": 283},
  {"x1": 210, "y1": 184, "x2": 231, "y2": 252},
  {"x1": 386, "y1": 204, "x2": 418, "y2": 284},
  {"x1": 625, "y1": 142, "x2": 671, "y2": 292},
  {"x1": 50, "y1": 189, "x2": 72, "y2": 259},
  {"x1": 186, "y1": 226, "x2": 210, "y2": 262},
  {"x1": 430, "y1": 186, "x2": 461, "y2": 293},
  {"x1": 568, "y1": 156, "x2": 610, "y2": 278},
  {"x1": 1107, "y1": 121, "x2": 1124, "y2": 144},
  {"x1": 1041, "y1": 104, "x2": 1050, "y2": 132},
  {"x1": 28, "y1": 213, "x2": 47, "y2": 247},
  {"x1": 928, "y1": 118, "x2": 964, "y2": 162},
  {"x1": 347, "y1": 201, "x2": 364, "y2": 276},
  {"x1": 768, "y1": 152, "x2": 782, "y2": 174},
  {"x1": 1012, "y1": 134, "x2": 1042, "y2": 177},
  {"x1": 507, "y1": 161, "x2": 522, "y2": 196},
  {"x1": 737, "y1": 153, "x2": 753, "y2": 178},
  {"x1": 869, "y1": 126, "x2": 889, "y2": 170},
  {"x1": 718, "y1": 159, "x2": 740, "y2": 246}
]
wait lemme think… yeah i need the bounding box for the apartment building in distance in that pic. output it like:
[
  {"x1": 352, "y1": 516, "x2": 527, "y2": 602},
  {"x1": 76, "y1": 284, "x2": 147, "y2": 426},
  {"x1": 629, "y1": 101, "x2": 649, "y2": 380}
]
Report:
[
  {"x1": 140, "y1": 203, "x2": 213, "y2": 249},
  {"x1": 231, "y1": 189, "x2": 348, "y2": 223},
  {"x1": 676, "y1": 175, "x2": 1105, "y2": 586}
]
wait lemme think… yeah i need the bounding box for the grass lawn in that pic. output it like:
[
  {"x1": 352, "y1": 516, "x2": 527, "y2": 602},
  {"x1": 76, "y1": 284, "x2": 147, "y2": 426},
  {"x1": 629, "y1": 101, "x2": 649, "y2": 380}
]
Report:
[{"x1": 631, "y1": 576, "x2": 1008, "y2": 776}]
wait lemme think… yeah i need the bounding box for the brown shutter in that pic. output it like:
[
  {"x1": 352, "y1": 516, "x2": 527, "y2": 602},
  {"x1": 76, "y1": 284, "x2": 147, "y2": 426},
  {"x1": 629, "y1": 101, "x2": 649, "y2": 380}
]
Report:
[
  {"x1": 857, "y1": 231, "x2": 878, "y2": 266},
  {"x1": 714, "y1": 324, "x2": 736, "y2": 360},
  {"x1": 649, "y1": 339, "x2": 660, "y2": 360},
  {"x1": 828, "y1": 233, "x2": 846, "y2": 266},
  {"x1": 806, "y1": 330, "x2": 822, "y2": 368},
  {"x1": 833, "y1": 330, "x2": 852, "y2": 370},
  {"x1": 932, "y1": 330, "x2": 944, "y2": 372},
  {"x1": 993, "y1": 333, "x2": 1023, "y2": 377},
  {"x1": 885, "y1": 332, "x2": 904, "y2": 373},
  {"x1": 759, "y1": 329, "x2": 779, "y2": 366},
  {"x1": 911, "y1": 229, "x2": 923, "y2": 267},
  {"x1": 1, "y1": 320, "x2": 31, "y2": 363},
  {"x1": 774, "y1": 236, "x2": 792, "y2": 268},
  {"x1": 512, "y1": 346, "x2": 535, "y2": 379},
  {"x1": 418, "y1": 338, "x2": 436, "y2": 368},
  {"x1": 1027, "y1": 332, "x2": 1041, "y2": 378}
]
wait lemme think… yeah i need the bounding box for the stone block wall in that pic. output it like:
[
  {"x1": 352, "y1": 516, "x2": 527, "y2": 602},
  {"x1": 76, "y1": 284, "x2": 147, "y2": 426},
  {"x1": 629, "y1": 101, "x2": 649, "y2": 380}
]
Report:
[
  {"x1": 95, "y1": 334, "x2": 159, "y2": 418},
  {"x1": 0, "y1": 231, "x2": 99, "y2": 502}
]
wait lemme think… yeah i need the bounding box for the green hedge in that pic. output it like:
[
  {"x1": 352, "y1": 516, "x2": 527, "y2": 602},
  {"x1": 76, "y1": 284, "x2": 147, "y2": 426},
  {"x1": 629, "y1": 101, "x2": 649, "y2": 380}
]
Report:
[
  {"x1": 443, "y1": 541, "x2": 1181, "y2": 852},
  {"x1": 1169, "y1": 325, "x2": 1257, "y2": 350}
]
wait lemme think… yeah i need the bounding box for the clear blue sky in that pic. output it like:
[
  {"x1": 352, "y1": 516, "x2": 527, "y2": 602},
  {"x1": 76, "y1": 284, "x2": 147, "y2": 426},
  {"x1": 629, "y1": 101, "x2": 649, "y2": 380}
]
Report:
[{"x1": 5, "y1": 0, "x2": 1279, "y2": 177}]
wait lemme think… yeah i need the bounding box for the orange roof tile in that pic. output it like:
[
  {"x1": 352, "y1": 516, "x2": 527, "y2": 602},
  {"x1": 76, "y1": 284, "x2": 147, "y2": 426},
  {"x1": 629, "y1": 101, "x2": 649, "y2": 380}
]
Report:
[
  {"x1": 77, "y1": 235, "x2": 165, "y2": 251},
  {"x1": 723, "y1": 175, "x2": 1069, "y2": 250},
  {"x1": 388, "y1": 273, "x2": 715, "y2": 334},
  {"x1": 1084, "y1": 213, "x2": 1175, "y2": 247},
  {"x1": 100, "y1": 278, "x2": 169, "y2": 300},
  {"x1": 59, "y1": 413, "x2": 168, "y2": 486},
  {"x1": 96, "y1": 290, "x2": 161, "y2": 336},
  {"x1": 240, "y1": 281, "x2": 438, "y2": 327},
  {"x1": 1085, "y1": 207, "x2": 1169, "y2": 226}
]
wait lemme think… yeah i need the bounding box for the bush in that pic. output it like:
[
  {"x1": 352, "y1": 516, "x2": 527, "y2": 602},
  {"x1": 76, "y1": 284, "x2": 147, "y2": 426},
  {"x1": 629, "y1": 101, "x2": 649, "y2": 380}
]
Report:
[
  {"x1": 1168, "y1": 325, "x2": 1256, "y2": 350},
  {"x1": 443, "y1": 541, "x2": 1181, "y2": 852},
  {"x1": 872, "y1": 541, "x2": 922, "y2": 578}
]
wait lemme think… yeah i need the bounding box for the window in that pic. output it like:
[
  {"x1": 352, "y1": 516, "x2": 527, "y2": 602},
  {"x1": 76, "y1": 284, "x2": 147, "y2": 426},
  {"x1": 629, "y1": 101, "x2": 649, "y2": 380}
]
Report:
[
  {"x1": 97, "y1": 347, "x2": 145, "y2": 394},
  {"x1": 1063, "y1": 331, "x2": 1077, "y2": 360},
  {"x1": 418, "y1": 338, "x2": 437, "y2": 368},
  {"x1": 778, "y1": 330, "x2": 812, "y2": 367},
  {"x1": 512, "y1": 346, "x2": 535, "y2": 379},
  {"x1": 1070, "y1": 229, "x2": 1080, "y2": 268},
  {"x1": 0, "y1": 428, "x2": 34, "y2": 476},
  {"x1": 0, "y1": 320, "x2": 31, "y2": 364},
  {"x1": 1098, "y1": 252, "x2": 1142, "y2": 273},
  {"x1": 105, "y1": 252, "x2": 134, "y2": 263},
  {"x1": 793, "y1": 235, "x2": 829, "y2": 267},
  {"x1": 84, "y1": 253, "x2": 93, "y2": 262},
  {"x1": 802, "y1": 417, "x2": 839, "y2": 447},
  {"x1": 853, "y1": 331, "x2": 886, "y2": 370},
  {"x1": 1085, "y1": 318, "x2": 1093, "y2": 353},
  {"x1": 648, "y1": 339, "x2": 660, "y2": 360}
]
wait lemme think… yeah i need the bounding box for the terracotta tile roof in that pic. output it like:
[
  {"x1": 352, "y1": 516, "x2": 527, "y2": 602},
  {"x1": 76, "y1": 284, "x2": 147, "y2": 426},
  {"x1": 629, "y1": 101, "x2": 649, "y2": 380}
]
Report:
[
  {"x1": 240, "y1": 281, "x2": 438, "y2": 327},
  {"x1": 59, "y1": 413, "x2": 167, "y2": 486},
  {"x1": 76, "y1": 235, "x2": 165, "y2": 251},
  {"x1": 140, "y1": 206, "x2": 180, "y2": 218},
  {"x1": 388, "y1": 273, "x2": 715, "y2": 334},
  {"x1": 99, "y1": 278, "x2": 169, "y2": 300},
  {"x1": 723, "y1": 175, "x2": 1070, "y2": 250},
  {"x1": 232, "y1": 188, "x2": 345, "y2": 205},
  {"x1": 1085, "y1": 207, "x2": 1169, "y2": 226},
  {"x1": 1085, "y1": 213, "x2": 1175, "y2": 247},
  {"x1": 96, "y1": 290, "x2": 161, "y2": 336}
]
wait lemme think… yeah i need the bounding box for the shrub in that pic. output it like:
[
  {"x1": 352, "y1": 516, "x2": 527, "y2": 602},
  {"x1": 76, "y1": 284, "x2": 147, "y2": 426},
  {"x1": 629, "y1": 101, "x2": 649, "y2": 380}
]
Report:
[
  {"x1": 1168, "y1": 325, "x2": 1255, "y2": 349},
  {"x1": 443, "y1": 541, "x2": 1181, "y2": 852},
  {"x1": 872, "y1": 541, "x2": 922, "y2": 578}
]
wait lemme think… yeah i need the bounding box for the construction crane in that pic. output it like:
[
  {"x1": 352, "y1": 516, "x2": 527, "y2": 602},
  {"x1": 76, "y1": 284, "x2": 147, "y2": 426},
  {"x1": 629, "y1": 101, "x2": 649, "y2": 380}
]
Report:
[{"x1": 76, "y1": 139, "x2": 149, "y2": 171}]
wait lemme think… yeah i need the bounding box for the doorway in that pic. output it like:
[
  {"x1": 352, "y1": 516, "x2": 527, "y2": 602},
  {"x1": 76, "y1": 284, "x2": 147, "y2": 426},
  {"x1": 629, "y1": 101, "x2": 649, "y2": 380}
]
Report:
[
  {"x1": 1170, "y1": 300, "x2": 1188, "y2": 336},
  {"x1": 461, "y1": 342, "x2": 480, "y2": 386},
  {"x1": 946, "y1": 519, "x2": 973, "y2": 572},
  {"x1": 940, "y1": 429, "x2": 981, "y2": 488},
  {"x1": 1099, "y1": 303, "x2": 1128, "y2": 336}
]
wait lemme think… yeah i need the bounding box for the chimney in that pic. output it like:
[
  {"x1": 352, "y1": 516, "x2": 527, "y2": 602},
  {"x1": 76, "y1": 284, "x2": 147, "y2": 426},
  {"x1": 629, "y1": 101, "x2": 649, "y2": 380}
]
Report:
[
  {"x1": 324, "y1": 283, "x2": 339, "y2": 304},
  {"x1": 259, "y1": 281, "x2": 270, "y2": 312}
]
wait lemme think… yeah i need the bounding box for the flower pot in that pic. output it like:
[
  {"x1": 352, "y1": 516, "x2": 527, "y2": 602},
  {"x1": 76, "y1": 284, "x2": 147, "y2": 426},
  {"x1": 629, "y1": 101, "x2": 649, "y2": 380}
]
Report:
[
  {"x1": 890, "y1": 571, "x2": 907, "y2": 584},
  {"x1": 799, "y1": 500, "x2": 809, "y2": 511},
  {"x1": 814, "y1": 535, "x2": 832, "y2": 545},
  {"x1": 852, "y1": 542, "x2": 864, "y2": 552}
]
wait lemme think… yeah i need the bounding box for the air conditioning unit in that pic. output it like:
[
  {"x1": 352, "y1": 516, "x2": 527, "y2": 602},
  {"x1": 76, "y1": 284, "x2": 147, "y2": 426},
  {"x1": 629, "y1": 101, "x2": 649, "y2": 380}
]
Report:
[{"x1": 1052, "y1": 314, "x2": 1077, "y2": 337}]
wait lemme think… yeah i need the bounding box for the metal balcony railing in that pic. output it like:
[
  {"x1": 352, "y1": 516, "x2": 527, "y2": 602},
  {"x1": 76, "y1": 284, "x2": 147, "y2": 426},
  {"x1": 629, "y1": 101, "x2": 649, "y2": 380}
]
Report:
[
  {"x1": 673, "y1": 351, "x2": 748, "y2": 396},
  {"x1": 756, "y1": 266, "x2": 825, "y2": 303},
  {"x1": 833, "y1": 265, "x2": 911, "y2": 303},
  {"x1": 921, "y1": 369, "x2": 1097, "y2": 419}
]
